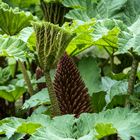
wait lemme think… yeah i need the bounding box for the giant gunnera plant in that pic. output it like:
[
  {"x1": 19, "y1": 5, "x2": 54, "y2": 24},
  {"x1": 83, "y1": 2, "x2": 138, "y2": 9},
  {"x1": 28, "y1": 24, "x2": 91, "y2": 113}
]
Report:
[
  {"x1": 33, "y1": 21, "x2": 91, "y2": 117},
  {"x1": 33, "y1": 21, "x2": 74, "y2": 116}
]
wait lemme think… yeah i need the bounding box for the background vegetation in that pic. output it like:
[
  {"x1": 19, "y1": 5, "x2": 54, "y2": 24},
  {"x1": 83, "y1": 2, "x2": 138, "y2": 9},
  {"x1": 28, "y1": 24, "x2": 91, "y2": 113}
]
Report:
[{"x1": 0, "y1": 0, "x2": 140, "y2": 139}]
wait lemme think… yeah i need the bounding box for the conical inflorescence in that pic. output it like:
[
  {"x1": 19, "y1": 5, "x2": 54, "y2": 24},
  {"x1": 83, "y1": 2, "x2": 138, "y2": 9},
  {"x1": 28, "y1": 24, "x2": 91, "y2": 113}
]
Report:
[{"x1": 54, "y1": 53, "x2": 91, "y2": 117}]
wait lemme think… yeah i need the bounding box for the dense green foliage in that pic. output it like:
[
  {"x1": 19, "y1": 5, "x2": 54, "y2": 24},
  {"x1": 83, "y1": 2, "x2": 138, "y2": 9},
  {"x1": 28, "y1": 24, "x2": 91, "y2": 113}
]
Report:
[{"x1": 0, "y1": 0, "x2": 140, "y2": 140}]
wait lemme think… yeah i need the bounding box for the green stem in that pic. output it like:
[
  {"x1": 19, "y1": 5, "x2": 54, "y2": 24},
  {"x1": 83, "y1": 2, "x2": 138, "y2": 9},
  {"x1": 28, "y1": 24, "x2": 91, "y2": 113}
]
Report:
[
  {"x1": 44, "y1": 70, "x2": 61, "y2": 117},
  {"x1": 18, "y1": 60, "x2": 33, "y2": 96},
  {"x1": 126, "y1": 56, "x2": 138, "y2": 106}
]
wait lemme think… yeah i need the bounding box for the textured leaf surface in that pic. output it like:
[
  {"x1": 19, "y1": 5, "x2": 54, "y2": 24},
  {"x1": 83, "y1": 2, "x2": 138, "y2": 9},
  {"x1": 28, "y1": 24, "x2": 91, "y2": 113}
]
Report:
[
  {"x1": 78, "y1": 57, "x2": 102, "y2": 95},
  {"x1": 0, "y1": 67, "x2": 10, "y2": 84},
  {"x1": 102, "y1": 77, "x2": 128, "y2": 105},
  {"x1": 63, "y1": 0, "x2": 140, "y2": 26},
  {"x1": 0, "y1": 117, "x2": 24, "y2": 138},
  {"x1": 95, "y1": 123, "x2": 117, "y2": 139},
  {"x1": 0, "y1": 2, "x2": 34, "y2": 35},
  {"x1": 23, "y1": 88, "x2": 50, "y2": 109},
  {"x1": 1, "y1": 108, "x2": 140, "y2": 140},
  {"x1": 6, "y1": 0, "x2": 40, "y2": 8},
  {"x1": 116, "y1": 17, "x2": 140, "y2": 55},
  {"x1": 0, "y1": 36, "x2": 30, "y2": 61},
  {"x1": 65, "y1": 19, "x2": 95, "y2": 55},
  {"x1": 17, "y1": 122, "x2": 41, "y2": 134},
  {"x1": 0, "y1": 83, "x2": 26, "y2": 102},
  {"x1": 65, "y1": 19, "x2": 128, "y2": 56},
  {"x1": 29, "y1": 108, "x2": 140, "y2": 140},
  {"x1": 117, "y1": 0, "x2": 140, "y2": 26},
  {"x1": 63, "y1": 0, "x2": 127, "y2": 21},
  {"x1": 33, "y1": 21, "x2": 74, "y2": 70}
]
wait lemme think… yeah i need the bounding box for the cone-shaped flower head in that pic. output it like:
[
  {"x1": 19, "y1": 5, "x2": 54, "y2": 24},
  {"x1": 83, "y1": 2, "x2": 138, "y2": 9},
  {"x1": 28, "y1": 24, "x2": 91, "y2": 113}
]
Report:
[
  {"x1": 40, "y1": 0, "x2": 69, "y2": 26},
  {"x1": 54, "y1": 53, "x2": 91, "y2": 117},
  {"x1": 33, "y1": 21, "x2": 74, "y2": 71}
]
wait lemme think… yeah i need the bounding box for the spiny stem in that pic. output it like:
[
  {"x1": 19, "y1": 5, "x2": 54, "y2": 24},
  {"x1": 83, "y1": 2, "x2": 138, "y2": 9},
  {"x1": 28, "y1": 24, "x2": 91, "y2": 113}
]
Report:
[
  {"x1": 126, "y1": 56, "x2": 138, "y2": 106},
  {"x1": 18, "y1": 60, "x2": 33, "y2": 96},
  {"x1": 44, "y1": 70, "x2": 61, "y2": 117}
]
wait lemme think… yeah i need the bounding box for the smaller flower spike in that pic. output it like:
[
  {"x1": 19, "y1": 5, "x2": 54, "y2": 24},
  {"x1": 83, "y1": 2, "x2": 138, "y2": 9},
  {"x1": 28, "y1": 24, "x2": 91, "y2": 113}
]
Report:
[
  {"x1": 36, "y1": 67, "x2": 47, "y2": 91},
  {"x1": 54, "y1": 53, "x2": 91, "y2": 117}
]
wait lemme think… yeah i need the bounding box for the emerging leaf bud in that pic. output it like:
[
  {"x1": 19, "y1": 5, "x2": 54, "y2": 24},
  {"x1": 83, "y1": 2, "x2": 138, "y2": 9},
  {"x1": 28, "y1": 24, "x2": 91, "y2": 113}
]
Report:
[{"x1": 33, "y1": 21, "x2": 74, "y2": 71}]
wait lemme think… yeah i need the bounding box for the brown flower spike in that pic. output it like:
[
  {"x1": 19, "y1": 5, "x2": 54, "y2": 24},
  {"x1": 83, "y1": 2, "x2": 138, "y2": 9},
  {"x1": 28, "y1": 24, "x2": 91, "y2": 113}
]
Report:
[{"x1": 54, "y1": 53, "x2": 91, "y2": 117}]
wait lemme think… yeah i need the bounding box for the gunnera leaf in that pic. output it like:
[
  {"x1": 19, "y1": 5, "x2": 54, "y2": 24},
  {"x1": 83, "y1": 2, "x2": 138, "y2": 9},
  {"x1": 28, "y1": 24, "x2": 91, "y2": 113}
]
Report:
[
  {"x1": 33, "y1": 21, "x2": 74, "y2": 71},
  {"x1": 53, "y1": 53, "x2": 91, "y2": 117},
  {"x1": 29, "y1": 108, "x2": 140, "y2": 140},
  {"x1": 40, "y1": 0, "x2": 69, "y2": 26},
  {"x1": 0, "y1": 2, "x2": 34, "y2": 35}
]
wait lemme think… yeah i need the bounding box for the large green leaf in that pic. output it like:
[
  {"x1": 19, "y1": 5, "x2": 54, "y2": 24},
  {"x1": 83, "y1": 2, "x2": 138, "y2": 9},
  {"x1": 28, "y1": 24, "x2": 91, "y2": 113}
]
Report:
[
  {"x1": 0, "y1": 36, "x2": 30, "y2": 61},
  {"x1": 63, "y1": 0, "x2": 140, "y2": 56},
  {"x1": 102, "y1": 77, "x2": 128, "y2": 105},
  {"x1": 63, "y1": 0, "x2": 127, "y2": 21},
  {"x1": 78, "y1": 108, "x2": 140, "y2": 140},
  {"x1": 91, "y1": 92, "x2": 106, "y2": 113},
  {"x1": 65, "y1": 19, "x2": 128, "y2": 56},
  {"x1": 53, "y1": 0, "x2": 140, "y2": 29},
  {"x1": 64, "y1": 19, "x2": 95, "y2": 55},
  {"x1": 22, "y1": 88, "x2": 50, "y2": 109},
  {"x1": 117, "y1": 0, "x2": 140, "y2": 26},
  {"x1": 4, "y1": 0, "x2": 40, "y2": 8},
  {"x1": 117, "y1": 34, "x2": 140, "y2": 55},
  {"x1": 27, "y1": 114, "x2": 51, "y2": 127},
  {"x1": 78, "y1": 57, "x2": 102, "y2": 95},
  {"x1": 116, "y1": 17, "x2": 140, "y2": 55},
  {"x1": 29, "y1": 115, "x2": 76, "y2": 140},
  {"x1": 17, "y1": 27, "x2": 36, "y2": 51},
  {"x1": 0, "y1": 78, "x2": 26, "y2": 102},
  {"x1": 92, "y1": 19, "x2": 121, "y2": 54},
  {"x1": 0, "y1": 114, "x2": 49, "y2": 139},
  {"x1": 0, "y1": 2, "x2": 34, "y2": 35},
  {"x1": 95, "y1": 123, "x2": 117, "y2": 139},
  {"x1": 63, "y1": 0, "x2": 140, "y2": 26},
  {"x1": 1, "y1": 108, "x2": 140, "y2": 140},
  {"x1": 17, "y1": 122, "x2": 41, "y2": 134},
  {"x1": 0, "y1": 117, "x2": 24, "y2": 139},
  {"x1": 29, "y1": 108, "x2": 140, "y2": 140},
  {"x1": 0, "y1": 67, "x2": 11, "y2": 85}
]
